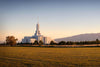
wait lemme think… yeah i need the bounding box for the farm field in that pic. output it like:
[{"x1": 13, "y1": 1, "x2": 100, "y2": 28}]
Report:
[{"x1": 0, "y1": 47, "x2": 100, "y2": 67}]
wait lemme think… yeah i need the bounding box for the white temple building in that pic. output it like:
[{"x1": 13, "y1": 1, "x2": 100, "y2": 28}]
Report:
[{"x1": 22, "y1": 23, "x2": 53, "y2": 44}]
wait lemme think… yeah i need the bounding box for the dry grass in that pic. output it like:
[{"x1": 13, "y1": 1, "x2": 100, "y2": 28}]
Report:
[{"x1": 0, "y1": 47, "x2": 100, "y2": 67}]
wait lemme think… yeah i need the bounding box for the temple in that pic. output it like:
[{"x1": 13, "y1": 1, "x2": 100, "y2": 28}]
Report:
[{"x1": 22, "y1": 23, "x2": 53, "y2": 44}]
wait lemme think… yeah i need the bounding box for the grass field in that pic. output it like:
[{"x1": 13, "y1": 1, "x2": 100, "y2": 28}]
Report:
[{"x1": 0, "y1": 47, "x2": 100, "y2": 67}]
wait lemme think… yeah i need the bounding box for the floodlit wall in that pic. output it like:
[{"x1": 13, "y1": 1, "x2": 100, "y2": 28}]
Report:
[{"x1": 30, "y1": 38, "x2": 36, "y2": 43}]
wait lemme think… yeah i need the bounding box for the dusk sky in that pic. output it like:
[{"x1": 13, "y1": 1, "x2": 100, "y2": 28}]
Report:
[{"x1": 0, "y1": 0, "x2": 100, "y2": 43}]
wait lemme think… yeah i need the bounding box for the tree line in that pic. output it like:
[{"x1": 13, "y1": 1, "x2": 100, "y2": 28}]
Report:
[
  {"x1": 1, "y1": 36, "x2": 100, "y2": 46},
  {"x1": 50, "y1": 39, "x2": 100, "y2": 45}
]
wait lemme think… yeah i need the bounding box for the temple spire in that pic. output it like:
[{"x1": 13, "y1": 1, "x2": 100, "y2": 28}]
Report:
[{"x1": 34, "y1": 17, "x2": 41, "y2": 36}]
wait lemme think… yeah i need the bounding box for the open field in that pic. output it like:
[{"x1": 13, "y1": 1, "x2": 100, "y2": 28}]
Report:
[{"x1": 0, "y1": 47, "x2": 100, "y2": 67}]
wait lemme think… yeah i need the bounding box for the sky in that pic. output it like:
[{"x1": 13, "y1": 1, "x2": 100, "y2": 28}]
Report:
[{"x1": 0, "y1": 0, "x2": 100, "y2": 43}]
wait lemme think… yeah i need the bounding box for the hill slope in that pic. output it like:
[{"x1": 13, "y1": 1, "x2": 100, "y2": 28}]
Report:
[{"x1": 55, "y1": 33, "x2": 100, "y2": 42}]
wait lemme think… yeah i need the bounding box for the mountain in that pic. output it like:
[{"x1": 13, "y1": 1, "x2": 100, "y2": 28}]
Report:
[{"x1": 55, "y1": 33, "x2": 100, "y2": 42}]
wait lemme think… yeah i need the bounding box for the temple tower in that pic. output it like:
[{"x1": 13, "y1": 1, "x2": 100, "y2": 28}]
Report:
[{"x1": 34, "y1": 23, "x2": 41, "y2": 36}]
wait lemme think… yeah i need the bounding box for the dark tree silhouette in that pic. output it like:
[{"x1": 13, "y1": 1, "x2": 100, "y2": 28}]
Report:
[
  {"x1": 50, "y1": 41, "x2": 57, "y2": 45},
  {"x1": 58, "y1": 41, "x2": 66, "y2": 45},
  {"x1": 33, "y1": 40, "x2": 38, "y2": 45},
  {"x1": 66, "y1": 41, "x2": 74, "y2": 45},
  {"x1": 39, "y1": 40, "x2": 43, "y2": 46}
]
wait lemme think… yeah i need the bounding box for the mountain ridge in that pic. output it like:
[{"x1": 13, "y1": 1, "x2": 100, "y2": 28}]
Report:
[{"x1": 55, "y1": 33, "x2": 100, "y2": 42}]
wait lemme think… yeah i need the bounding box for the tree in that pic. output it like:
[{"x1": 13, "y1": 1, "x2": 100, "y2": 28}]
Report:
[
  {"x1": 50, "y1": 41, "x2": 56, "y2": 45},
  {"x1": 96, "y1": 39, "x2": 99, "y2": 42},
  {"x1": 6, "y1": 36, "x2": 18, "y2": 46},
  {"x1": 33, "y1": 40, "x2": 38, "y2": 45},
  {"x1": 96, "y1": 39, "x2": 100, "y2": 46},
  {"x1": 66, "y1": 41, "x2": 74, "y2": 45},
  {"x1": 39, "y1": 40, "x2": 43, "y2": 46},
  {"x1": 96, "y1": 39, "x2": 99, "y2": 44},
  {"x1": 58, "y1": 41, "x2": 66, "y2": 45}
]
